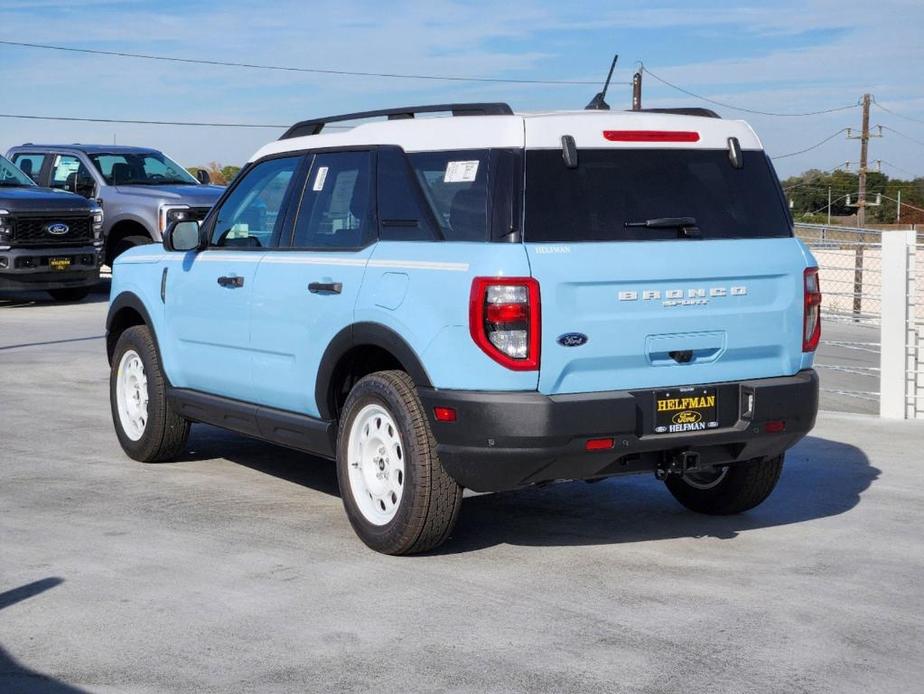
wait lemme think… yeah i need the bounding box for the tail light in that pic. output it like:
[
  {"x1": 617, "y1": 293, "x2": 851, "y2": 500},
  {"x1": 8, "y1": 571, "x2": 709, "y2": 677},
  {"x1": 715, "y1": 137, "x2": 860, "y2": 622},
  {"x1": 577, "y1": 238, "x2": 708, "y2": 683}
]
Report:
[
  {"x1": 803, "y1": 267, "x2": 822, "y2": 352},
  {"x1": 469, "y1": 277, "x2": 540, "y2": 370}
]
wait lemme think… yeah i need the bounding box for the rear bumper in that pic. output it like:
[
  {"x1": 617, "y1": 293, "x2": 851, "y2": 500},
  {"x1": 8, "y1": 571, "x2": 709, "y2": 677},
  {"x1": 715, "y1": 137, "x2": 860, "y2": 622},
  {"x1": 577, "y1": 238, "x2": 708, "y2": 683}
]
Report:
[
  {"x1": 419, "y1": 369, "x2": 819, "y2": 492},
  {"x1": 0, "y1": 245, "x2": 101, "y2": 290}
]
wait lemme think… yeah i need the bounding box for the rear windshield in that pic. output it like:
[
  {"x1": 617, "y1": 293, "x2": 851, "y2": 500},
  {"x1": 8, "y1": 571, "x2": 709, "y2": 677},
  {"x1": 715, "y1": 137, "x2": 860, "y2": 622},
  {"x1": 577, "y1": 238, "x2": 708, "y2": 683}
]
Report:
[{"x1": 524, "y1": 148, "x2": 791, "y2": 242}]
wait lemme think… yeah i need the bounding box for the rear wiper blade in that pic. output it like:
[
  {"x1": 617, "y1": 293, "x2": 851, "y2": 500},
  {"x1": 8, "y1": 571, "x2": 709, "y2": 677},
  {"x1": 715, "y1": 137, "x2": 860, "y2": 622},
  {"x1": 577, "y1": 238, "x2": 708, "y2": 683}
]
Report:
[
  {"x1": 624, "y1": 216, "x2": 697, "y2": 229},
  {"x1": 624, "y1": 216, "x2": 701, "y2": 238}
]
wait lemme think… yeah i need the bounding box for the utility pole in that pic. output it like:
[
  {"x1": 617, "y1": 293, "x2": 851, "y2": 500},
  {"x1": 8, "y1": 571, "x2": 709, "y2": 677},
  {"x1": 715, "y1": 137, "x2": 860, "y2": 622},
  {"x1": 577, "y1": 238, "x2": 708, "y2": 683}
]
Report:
[
  {"x1": 857, "y1": 93, "x2": 871, "y2": 227},
  {"x1": 846, "y1": 94, "x2": 877, "y2": 318},
  {"x1": 827, "y1": 186, "x2": 832, "y2": 226},
  {"x1": 631, "y1": 70, "x2": 642, "y2": 111},
  {"x1": 897, "y1": 189, "x2": 902, "y2": 223}
]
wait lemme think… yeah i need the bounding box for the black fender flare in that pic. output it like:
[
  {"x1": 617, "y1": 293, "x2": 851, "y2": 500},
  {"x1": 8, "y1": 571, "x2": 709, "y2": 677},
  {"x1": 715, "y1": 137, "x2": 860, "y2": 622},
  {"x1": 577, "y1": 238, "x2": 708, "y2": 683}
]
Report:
[
  {"x1": 315, "y1": 322, "x2": 432, "y2": 420},
  {"x1": 106, "y1": 291, "x2": 159, "y2": 366}
]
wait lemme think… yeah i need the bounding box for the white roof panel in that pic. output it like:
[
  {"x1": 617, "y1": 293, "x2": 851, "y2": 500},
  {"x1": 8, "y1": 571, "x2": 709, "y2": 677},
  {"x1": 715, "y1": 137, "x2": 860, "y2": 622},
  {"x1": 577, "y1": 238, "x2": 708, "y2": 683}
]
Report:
[{"x1": 250, "y1": 109, "x2": 763, "y2": 162}]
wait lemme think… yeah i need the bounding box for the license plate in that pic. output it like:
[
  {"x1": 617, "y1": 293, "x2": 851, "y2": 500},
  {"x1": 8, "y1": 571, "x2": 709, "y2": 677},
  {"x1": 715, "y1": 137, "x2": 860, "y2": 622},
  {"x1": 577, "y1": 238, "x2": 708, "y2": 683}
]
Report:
[
  {"x1": 654, "y1": 387, "x2": 719, "y2": 434},
  {"x1": 49, "y1": 257, "x2": 71, "y2": 271}
]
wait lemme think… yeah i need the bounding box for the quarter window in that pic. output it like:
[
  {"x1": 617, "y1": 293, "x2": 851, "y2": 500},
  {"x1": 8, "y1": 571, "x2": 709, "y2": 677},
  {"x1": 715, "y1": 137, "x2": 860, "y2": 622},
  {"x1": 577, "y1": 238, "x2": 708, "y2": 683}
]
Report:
[
  {"x1": 210, "y1": 156, "x2": 301, "y2": 248},
  {"x1": 408, "y1": 150, "x2": 490, "y2": 242},
  {"x1": 289, "y1": 151, "x2": 374, "y2": 249}
]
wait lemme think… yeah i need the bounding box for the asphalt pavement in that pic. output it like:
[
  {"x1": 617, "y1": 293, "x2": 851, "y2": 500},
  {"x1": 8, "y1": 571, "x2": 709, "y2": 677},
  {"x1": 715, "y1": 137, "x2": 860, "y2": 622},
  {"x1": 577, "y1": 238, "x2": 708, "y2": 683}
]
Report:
[{"x1": 1, "y1": 285, "x2": 923, "y2": 693}]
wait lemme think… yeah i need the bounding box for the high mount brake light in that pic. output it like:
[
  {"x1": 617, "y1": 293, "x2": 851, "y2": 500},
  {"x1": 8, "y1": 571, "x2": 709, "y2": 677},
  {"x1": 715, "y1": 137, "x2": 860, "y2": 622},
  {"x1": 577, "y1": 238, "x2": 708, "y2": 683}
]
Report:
[
  {"x1": 469, "y1": 277, "x2": 540, "y2": 370},
  {"x1": 603, "y1": 130, "x2": 701, "y2": 143},
  {"x1": 803, "y1": 267, "x2": 822, "y2": 352}
]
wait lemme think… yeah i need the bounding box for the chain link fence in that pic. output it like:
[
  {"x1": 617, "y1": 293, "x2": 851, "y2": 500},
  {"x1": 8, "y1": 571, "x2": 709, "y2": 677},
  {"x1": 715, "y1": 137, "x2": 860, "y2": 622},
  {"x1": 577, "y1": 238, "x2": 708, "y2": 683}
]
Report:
[
  {"x1": 795, "y1": 223, "x2": 883, "y2": 413},
  {"x1": 910, "y1": 240, "x2": 924, "y2": 417}
]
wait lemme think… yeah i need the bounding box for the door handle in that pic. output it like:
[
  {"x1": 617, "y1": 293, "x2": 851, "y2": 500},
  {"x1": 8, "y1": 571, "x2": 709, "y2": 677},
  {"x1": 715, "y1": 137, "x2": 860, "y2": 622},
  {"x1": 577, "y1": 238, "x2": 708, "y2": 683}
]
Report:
[
  {"x1": 308, "y1": 281, "x2": 342, "y2": 294},
  {"x1": 217, "y1": 275, "x2": 244, "y2": 288}
]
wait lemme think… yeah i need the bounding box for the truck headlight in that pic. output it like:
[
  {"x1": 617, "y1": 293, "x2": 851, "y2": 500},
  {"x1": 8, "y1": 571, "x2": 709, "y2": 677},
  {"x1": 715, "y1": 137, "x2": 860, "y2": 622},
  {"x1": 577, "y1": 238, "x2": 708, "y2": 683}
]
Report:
[
  {"x1": 91, "y1": 207, "x2": 104, "y2": 241},
  {"x1": 0, "y1": 210, "x2": 11, "y2": 248},
  {"x1": 159, "y1": 204, "x2": 190, "y2": 233}
]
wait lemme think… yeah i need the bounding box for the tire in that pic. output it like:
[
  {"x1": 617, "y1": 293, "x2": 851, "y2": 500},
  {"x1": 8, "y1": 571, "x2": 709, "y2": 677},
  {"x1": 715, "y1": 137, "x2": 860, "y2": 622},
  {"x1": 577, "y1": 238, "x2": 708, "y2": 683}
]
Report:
[
  {"x1": 47, "y1": 287, "x2": 90, "y2": 302},
  {"x1": 110, "y1": 235, "x2": 152, "y2": 263},
  {"x1": 664, "y1": 455, "x2": 784, "y2": 515},
  {"x1": 110, "y1": 324, "x2": 190, "y2": 462},
  {"x1": 336, "y1": 370, "x2": 463, "y2": 555}
]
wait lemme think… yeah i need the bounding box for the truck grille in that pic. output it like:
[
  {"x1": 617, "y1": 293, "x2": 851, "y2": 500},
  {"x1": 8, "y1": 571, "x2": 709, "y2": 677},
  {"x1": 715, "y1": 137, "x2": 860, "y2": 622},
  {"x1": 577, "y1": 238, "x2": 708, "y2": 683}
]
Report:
[
  {"x1": 187, "y1": 207, "x2": 212, "y2": 222},
  {"x1": 10, "y1": 214, "x2": 94, "y2": 247}
]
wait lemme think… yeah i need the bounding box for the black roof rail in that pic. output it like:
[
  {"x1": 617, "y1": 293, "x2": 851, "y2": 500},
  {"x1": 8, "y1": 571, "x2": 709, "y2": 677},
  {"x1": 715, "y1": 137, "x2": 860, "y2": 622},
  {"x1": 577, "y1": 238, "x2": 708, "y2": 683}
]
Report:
[
  {"x1": 279, "y1": 102, "x2": 514, "y2": 140},
  {"x1": 631, "y1": 107, "x2": 721, "y2": 119}
]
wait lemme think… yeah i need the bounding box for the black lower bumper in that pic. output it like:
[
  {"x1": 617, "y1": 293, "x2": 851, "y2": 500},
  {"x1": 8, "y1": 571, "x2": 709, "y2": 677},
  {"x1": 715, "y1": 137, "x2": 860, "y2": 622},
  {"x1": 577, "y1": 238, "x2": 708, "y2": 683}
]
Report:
[
  {"x1": 419, "y1": 370, "x2": 819, "y2": 492},
  {"x1": 0, "y1": 245, "x2": 101, "y2": 291}
]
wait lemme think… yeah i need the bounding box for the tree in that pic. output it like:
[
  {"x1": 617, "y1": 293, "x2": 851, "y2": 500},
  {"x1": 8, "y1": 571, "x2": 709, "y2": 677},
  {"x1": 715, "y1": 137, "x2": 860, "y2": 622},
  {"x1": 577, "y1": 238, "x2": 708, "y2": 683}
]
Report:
[
  {"x1": 782, "y1": 167, "x2": 924, "y2": 224},
  {"x1": 220, "y1": 165, "x2": 241, "y2": 184},
  {"x1": 184, "y1": 162, "x2": 241, "y2": 186}
]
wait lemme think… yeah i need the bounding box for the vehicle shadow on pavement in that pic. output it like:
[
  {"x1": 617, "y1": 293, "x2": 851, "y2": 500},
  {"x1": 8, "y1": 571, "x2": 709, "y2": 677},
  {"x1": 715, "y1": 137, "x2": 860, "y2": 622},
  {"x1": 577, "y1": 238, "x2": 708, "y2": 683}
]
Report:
[
  {"x1": 179, "y1": 428, "x2": 878, "y2": 554},
  {"x1": 0, "y1": 577, "x2": 87, "y2": 693},
  {"x1": 443, "y1": 435, "x2": 878, "y2": 553},
  {"x1": 0, "y1": 279, "x2": 110, "y2": 308},
  {"x1": 181, "y1": 426, "x2": 341, "y2": 497}
]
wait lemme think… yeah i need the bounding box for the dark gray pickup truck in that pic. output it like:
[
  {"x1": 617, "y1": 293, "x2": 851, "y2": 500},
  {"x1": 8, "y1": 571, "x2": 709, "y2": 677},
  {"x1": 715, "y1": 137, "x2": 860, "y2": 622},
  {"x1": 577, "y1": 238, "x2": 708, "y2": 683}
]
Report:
[{"x1": 0, "y1": 154, "x2": 103, "y2": 301}]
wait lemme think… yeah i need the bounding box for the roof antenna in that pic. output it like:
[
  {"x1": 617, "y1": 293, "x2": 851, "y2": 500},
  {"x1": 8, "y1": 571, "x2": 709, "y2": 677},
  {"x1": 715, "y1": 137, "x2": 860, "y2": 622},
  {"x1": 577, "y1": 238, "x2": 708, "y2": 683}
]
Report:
[{"x1": 585, "y1": 54, "x2": 618, "y2": 110}]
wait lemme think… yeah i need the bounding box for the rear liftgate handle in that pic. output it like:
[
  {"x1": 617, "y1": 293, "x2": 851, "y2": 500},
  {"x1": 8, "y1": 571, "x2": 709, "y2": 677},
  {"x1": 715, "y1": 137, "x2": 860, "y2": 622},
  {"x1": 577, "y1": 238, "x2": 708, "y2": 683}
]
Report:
[{"x1": 217, "y1": 275, "x2": 244, "y2": 288}]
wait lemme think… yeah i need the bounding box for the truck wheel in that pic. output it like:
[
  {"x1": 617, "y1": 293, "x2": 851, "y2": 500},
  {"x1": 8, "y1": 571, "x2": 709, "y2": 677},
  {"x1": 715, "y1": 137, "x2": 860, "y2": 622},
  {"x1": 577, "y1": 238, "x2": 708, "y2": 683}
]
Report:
[
  {"x1": 110, "y1": 235, "x2": 152, "y2": 262},
  {"x1": 664, "y1": 455, "x2": 784, "y2": 515},
  {"x1": 47, "y1": 287, "x2": 90, "y2": 302},
  {"x1": 336, "y1": 370, "x2": 463, "y2": 555},
  {"x1": 110, "y1": 325, "x2": 189, "y2": 462}
]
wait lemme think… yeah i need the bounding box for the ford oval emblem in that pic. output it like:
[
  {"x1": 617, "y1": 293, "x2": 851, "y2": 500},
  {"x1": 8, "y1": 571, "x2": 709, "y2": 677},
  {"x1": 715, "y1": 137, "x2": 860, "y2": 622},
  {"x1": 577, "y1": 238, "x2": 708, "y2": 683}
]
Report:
[
  {"x1": 47, "y1": 223, "x2": 69, "y2": 235},
  {"x1": 557, "y1": 332, "x2": 588, "y2": 347}
]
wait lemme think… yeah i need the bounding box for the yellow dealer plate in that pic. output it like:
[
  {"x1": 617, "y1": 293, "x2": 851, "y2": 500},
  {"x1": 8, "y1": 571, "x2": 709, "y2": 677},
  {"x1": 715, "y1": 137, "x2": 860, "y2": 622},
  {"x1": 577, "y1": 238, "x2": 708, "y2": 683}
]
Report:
[{"x1": 654, "y1": 387, "x2": 718, "y2": 434}]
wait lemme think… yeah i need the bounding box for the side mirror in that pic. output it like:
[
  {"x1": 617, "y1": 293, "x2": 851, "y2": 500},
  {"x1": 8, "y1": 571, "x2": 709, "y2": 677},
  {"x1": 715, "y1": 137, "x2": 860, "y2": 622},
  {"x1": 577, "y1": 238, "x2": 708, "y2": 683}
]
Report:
[
  {"x1": 163, "y1": 220, "x2": 204, "y2": 252},
  {"x1": 195, "y1": 169, "x2": 211, "y2": 184}
]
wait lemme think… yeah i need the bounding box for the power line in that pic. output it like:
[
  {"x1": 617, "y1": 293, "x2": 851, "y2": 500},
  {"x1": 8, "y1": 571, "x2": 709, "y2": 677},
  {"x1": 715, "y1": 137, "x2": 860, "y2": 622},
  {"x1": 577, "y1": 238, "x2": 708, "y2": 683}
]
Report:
[
  {"x1": 800, "y1": 192, "x2": 853, "y2": 217},
  {"x1": 879, "y1": 125, "x2": 924, "y2": 149},
  {"x1": 0, "y1": 39, "x2": 613, "y2": 86},
  {"x1": 640, "y1": 66, "x2": 860, "y2": 117},
  {"x1": 880, "y1": 193, "x2": 924, "y2": 214},
  {"x1": 772, "y1": 129, "x2": 849, "y2": 159},
  {"x1": 872, "y1": 98, "x2": 924, "y2": 125},
  {"x1": 878, "y1": 159, "x2": 922, "y2": 179},
  {"x1": 0, "y1": 113, "x2": 289, "y2": 128}
]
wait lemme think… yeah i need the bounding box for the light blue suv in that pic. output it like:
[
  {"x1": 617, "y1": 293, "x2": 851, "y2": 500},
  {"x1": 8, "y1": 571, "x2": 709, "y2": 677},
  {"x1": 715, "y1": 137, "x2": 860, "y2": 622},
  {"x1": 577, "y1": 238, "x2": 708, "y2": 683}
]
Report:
[{"x1": 106, "y1": 103, "x2": 820, "y2": 554}]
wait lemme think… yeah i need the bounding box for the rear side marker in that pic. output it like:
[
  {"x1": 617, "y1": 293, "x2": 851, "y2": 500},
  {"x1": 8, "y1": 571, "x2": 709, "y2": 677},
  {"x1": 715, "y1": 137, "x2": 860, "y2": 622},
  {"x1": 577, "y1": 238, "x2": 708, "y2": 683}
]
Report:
[{"x1": 585, "y1": 437, "x2": 615, "y2": 451}]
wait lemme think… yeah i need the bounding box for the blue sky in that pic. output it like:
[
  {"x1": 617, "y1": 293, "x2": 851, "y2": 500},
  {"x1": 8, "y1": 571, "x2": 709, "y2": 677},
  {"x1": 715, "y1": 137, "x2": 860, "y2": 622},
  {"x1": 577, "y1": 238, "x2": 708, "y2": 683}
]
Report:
[{"x1": 1, "y1": 0, "x2": 923, "y2": 179}]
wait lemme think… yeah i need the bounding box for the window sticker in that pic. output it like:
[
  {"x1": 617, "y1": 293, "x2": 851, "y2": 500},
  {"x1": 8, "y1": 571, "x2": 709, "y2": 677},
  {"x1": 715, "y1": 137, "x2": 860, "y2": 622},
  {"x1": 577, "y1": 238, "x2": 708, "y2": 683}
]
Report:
[
  {"x1": 443, "y1": 160, "x2": 479, "y2": 183},
  {"x1": 312, "y1": 166, "x2": 329, "y2": 191}
]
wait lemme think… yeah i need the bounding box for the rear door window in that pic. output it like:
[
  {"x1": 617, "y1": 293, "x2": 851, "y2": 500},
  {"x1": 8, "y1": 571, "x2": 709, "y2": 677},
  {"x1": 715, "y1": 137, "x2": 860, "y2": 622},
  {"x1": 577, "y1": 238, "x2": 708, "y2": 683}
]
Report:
[
  {"x1": 377, "y1": 147, "x2": 437, "y2": 242},
  {"x1": 524, "y1": 149, "x2": 792, "y2": 242},
  {"x1": 11, "y1": 153, "x2": 45, "y2": 182},
  {"x1": 50, "y1": 154, "x2": 95, "y2": 197}
]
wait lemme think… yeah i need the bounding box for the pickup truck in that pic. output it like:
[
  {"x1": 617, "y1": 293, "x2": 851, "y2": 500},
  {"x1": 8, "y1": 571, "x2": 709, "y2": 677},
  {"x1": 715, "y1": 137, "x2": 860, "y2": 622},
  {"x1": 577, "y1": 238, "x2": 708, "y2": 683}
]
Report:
[
  {"x1": 0, "y1": 154, "x2": 102, "y2": 301},
  {"x1": 6, "y1": 144, "x2": 224, "y2": 264}
]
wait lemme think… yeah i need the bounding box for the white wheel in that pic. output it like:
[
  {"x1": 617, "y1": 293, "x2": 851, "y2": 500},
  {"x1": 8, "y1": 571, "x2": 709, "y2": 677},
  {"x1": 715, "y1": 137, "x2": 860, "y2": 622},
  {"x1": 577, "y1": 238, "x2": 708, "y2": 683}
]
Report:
[
  {"x1": 346, "y1": 403, "x2": 406, "y2": 525},
  {"x1": 116, "y1": 348, "x2": 149, "y2": 441}
]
